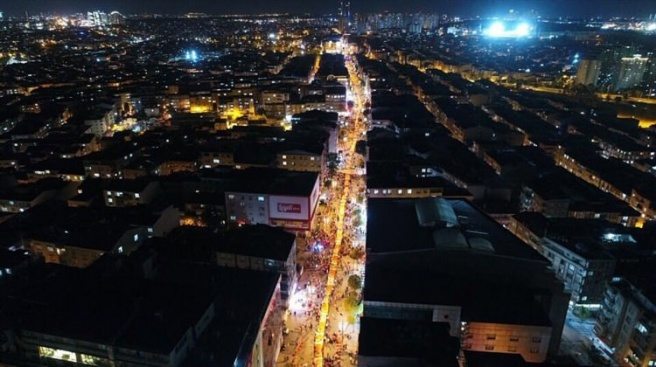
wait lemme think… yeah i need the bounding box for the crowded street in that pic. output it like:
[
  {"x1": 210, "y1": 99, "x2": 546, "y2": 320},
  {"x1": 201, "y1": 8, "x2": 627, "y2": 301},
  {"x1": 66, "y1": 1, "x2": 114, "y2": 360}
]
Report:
[{"x1": 276, "y1": 41, "x2": 370, "y2": 367}]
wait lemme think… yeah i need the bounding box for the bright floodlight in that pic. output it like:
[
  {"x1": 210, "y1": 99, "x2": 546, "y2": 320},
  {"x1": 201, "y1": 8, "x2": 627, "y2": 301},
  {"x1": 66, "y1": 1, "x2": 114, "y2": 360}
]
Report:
[
  {"x1": 515, "y1": 22, "x2": 531, "y2": 37},
  {"x1": 486, "y1": 21, "x2": 506, "y2": 37}
]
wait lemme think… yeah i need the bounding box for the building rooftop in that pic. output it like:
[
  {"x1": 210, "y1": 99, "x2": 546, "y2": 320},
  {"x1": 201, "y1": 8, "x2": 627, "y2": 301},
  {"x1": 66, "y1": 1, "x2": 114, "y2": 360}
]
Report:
[
  {"x1": 366, "y1": 198, "x2": 543, "y2": 260},
  {"x1": 364, "y1": 250, "x2": 554, "y2": 326}
]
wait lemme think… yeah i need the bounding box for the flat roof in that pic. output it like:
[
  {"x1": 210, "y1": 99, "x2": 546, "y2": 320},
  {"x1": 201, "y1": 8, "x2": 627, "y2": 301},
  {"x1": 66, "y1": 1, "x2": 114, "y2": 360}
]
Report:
[
  {"x1": 366, "y1": 198, "x2": 544, "y2": 260},
  {"x1": 364, "y1": 251, "x2": 553, "y2": 326}
]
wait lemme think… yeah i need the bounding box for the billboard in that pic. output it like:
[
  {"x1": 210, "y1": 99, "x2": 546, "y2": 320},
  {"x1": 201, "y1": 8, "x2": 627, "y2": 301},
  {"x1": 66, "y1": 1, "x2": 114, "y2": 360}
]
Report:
[
  {"x1": 269, "y1": 195, "x2": 309, "y2": 221},
  {"x1": 277, "y1": 203, "x2": 302, "y2": 213}
]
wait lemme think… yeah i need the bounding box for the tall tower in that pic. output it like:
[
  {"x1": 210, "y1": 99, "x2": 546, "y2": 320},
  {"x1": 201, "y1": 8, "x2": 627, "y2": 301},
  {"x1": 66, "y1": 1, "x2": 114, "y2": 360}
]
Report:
[
  {"x1": 576, "y1": 59, "x2": 602, "y2": 87},
  {"x1": 614, "y1": 54, "x2": 649, "y2": 91},
  {"x1": 338, "y1": 0, "x2": 351, "y2": 33}
]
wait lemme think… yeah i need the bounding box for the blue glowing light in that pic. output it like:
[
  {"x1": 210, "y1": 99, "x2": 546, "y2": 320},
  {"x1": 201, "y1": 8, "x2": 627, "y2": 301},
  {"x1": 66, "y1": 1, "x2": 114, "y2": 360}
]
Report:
[
  {"x1": 184, "y1": 50, "x2": 199, "y2": 62},
  {"x1": 485, "y1": 21, "x2": 533, "y2": 38}
]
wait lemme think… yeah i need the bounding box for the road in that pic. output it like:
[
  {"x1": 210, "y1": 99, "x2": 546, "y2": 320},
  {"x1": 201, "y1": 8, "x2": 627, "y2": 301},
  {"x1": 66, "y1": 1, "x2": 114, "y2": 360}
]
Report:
[{"x1": 276, "y1": 42, "x2": 369, "y2": 367}]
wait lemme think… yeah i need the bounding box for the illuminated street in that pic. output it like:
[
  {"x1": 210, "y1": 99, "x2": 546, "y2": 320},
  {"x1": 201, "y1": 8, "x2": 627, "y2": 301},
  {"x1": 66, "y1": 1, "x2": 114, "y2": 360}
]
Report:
[{"x1": 276, "y1": 41, "x2": 369, "y2": 367}]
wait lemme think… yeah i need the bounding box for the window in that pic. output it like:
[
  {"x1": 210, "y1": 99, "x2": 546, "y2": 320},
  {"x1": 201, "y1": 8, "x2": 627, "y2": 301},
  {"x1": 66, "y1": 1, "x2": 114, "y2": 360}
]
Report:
[
  {"x1": 407, "y1": 189, "x2": 412, "y2": 194},
  {"x1": 107, "y1": 198, "x2": 114, "y2": 203},
  {"x1": 213, "y1": 158, "x2": 221, "y2": 164},
  {"x1": 134, "y1": 193, "x2": 140, "y2": 199},
  {"x1": 530, "y1": 347, "x2": 540, "y2": 354},
  {"x1": 531, "y1": 337, "x2": 542, "y2": 343},
  {"x1": 508, "y1": 346, "x2": 517, "y2": 352},
  {"x1": 258, "y1": 196, "x2": 265, "y2": 202},
  {"x1": 487, "y1": 334, "x2": 496, "y2": 340},
  {"x1": 39, "y1": 347, "x2": 78, "y2": 363},
  {"x1": 485, "y1": 345, "x2": 495, "y2": 351},
  {"x1": 228, "y1": 194, "x2": 235, "y2": 199},
  {"x1": 230, "y1": 215, "x2": 236, "y2": 220},
  {"x1": 373, "y1": 190, "x2": 379, "y2": 194},
  {"x1": 133, "y1": 234, "x2": 139, "y2": 242},
  {"x1": 509, "y1": 336, "x2": 519, "y2": 342},
  {"x1": 397, "y1": 189, "x2": 403, "y2": 194}
]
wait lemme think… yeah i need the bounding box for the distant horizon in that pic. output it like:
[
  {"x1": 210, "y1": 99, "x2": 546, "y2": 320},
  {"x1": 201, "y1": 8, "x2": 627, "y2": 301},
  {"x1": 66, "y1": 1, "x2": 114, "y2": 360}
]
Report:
[{"x1": 2, "y1": 0, "x2": 655, "y2": 18}]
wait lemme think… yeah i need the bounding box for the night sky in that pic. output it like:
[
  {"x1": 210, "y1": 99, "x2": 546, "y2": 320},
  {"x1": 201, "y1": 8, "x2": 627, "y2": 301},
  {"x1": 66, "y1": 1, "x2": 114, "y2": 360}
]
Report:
[{"x1": 4, "y1": 0, "x2": 655, "y2": 17}]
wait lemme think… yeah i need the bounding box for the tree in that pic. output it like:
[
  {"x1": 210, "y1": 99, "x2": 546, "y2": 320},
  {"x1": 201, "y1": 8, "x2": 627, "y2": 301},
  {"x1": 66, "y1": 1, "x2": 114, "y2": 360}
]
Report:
[
  {"x1": 348, "y1": 274, "x2": 362, "y2": 290},
  {"x1": 349, "y1": 247, "x2": 364, "y2": 260},
  {"x1": 343, "y1": 292, "x2": 361, "y2": 314}
]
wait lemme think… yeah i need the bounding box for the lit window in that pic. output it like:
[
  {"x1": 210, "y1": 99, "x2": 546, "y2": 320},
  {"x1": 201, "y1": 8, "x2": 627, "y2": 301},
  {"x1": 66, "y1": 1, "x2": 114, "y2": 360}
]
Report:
[
  {"x1": 213, "y1": 158, "x2": 221, "y2": 164},
  {"x1": 230, "y1": 215, "x2": 236, "y2": 220},
  {"x1": 133, "y1": 234, "x2": 139, "y2": 242},
  {"x1": 39, "y1": 347, "x2": 78, "y2": 363},
  {"x1": 134, "y1": 193, "x2": 140, "y2": 199},
  {"x1": 107, "y1": 198, "x2": 113, "y2": 203},
  {"x1": 258, "y1": 196, "x2": 265, "y2": 202},
  {"x1": 282, "y1": 155, "x2": 287, "y2": 159},
  {"x1": 397, "y1": 189, "x2": 403, "y2": 194},
  {"x1": 283, "y1": 161, "x2": 287, "y2": 166},
  {"x1": 373, "y1": 190, "x2": 379, "y2": 194},
  {"x1": 407, "y1": 189, "x2": 412, "y2": 194},
  {"x1": 228, "y1": 194, "x2": 235, "y2": 199},
  {"x1": 118, "y1": 246, "x2": 123, "y2": 254}
]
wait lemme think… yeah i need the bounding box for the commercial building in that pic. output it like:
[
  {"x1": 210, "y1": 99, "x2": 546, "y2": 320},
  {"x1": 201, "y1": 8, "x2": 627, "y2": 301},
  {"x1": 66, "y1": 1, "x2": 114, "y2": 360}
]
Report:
[
  {"x1": 363, "y1": 198, "x2": 569, "y2": 364},
  {"x1": 219, "y1": 168, "x2": 321, "y2": 231}
]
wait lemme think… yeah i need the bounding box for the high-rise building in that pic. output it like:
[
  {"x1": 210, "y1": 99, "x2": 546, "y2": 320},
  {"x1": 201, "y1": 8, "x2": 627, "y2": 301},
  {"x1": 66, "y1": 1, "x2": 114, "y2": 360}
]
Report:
[
  {"x1": 644, "y1": 55, "x2": 656, "y2": 96},
  {"x1": 614, "y1": 54, "x2": 649, "y2": 91},
  {"x1": 109, "y1": 11, "x2": 126, "y2": 25},
  {"x1": 576, "y1": 59, "x2": 602, "y2": 87},
  {"x1": 338, "y1": 1, "x2": 350, "y2": 33}
]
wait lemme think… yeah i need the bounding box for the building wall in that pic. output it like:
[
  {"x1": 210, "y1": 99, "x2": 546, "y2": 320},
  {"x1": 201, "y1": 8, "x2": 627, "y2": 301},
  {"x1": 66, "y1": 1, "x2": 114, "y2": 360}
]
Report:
[
  {"x1": 462, "y1": 322, "x2": 552, "y2": 363},
  {"x1": 277, "y1": 153, "x2": 323, "y2": 173},
  {"x1": 596, "y1": 281, "x2": 656, "y2": 367},
  {"x1": 29, "y1": 240, "x2": 104, "y2": 268},
  {"x1": 363, "y1": 301, "x2": 461, "y2": 338},
  {"x1": 225, "y1": 192, "x2": 270, "y2": 226},
  {"x1": 540, "y1": 238, "x2": 615, "y2": 305},
  {"x1": 366, "y1": 187, "x2": 442, "y2": 199}
]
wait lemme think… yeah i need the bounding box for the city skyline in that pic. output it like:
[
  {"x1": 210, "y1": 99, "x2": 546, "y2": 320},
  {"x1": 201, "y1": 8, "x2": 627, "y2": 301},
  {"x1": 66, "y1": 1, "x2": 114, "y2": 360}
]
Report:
[
  {"x1": 2, "y1": 3, "x2": 656, "y2": 367},
  {"x1": 3, "y1": 0, "x2": 656, "y2": 17}
]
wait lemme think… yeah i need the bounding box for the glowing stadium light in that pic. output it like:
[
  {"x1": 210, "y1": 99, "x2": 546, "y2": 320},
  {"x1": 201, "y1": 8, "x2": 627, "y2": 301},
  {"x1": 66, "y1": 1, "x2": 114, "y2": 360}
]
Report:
[
  {"x1": 485, "y1": 21, "x2": 533, "y2": 38},
  {"x1": 515, "y1": 22, "x2": 531, "y2": 37},
  {"x1": 486, "y1": 21, "x2": 506, "y2": 37}
]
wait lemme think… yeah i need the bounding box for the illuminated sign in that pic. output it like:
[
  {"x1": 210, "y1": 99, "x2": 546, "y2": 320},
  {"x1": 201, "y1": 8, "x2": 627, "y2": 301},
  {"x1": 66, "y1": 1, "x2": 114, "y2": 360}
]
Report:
[{"x1": 278, "y1": 203, "x2": 301, "y2": 213}]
